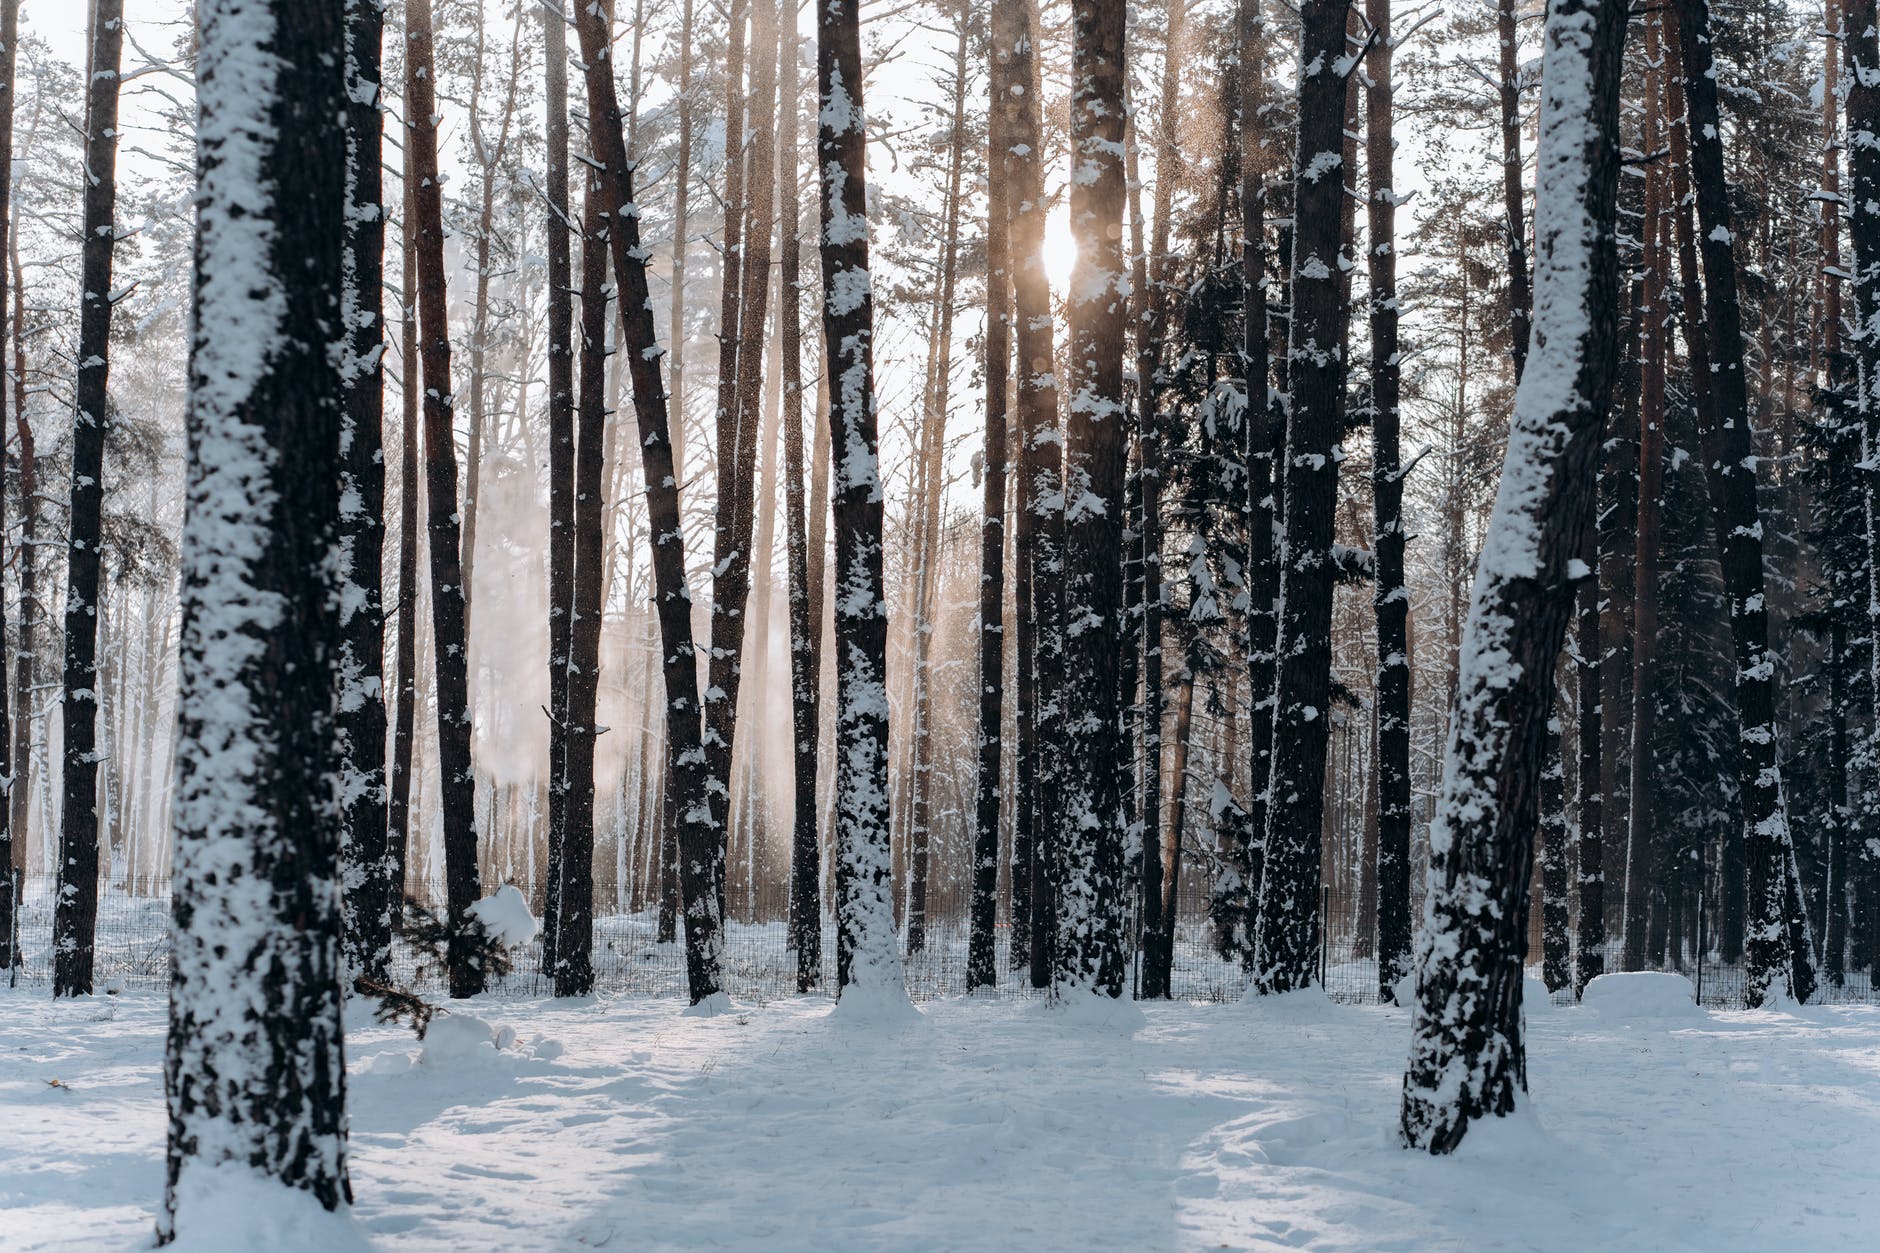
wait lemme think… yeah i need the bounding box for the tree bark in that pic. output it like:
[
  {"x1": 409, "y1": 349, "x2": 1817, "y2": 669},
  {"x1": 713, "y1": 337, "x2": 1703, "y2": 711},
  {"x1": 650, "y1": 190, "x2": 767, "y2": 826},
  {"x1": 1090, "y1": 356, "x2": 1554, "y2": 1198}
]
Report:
[
  {"x1": 1496, "y1": 0, "x2": 1531, "y2": 381},
  {"x1": 817, "y1": 0, "x2": 907, "y2": 1001},
  {"x1": 544, "y1": 0, "x2": 576, "y2": 967},
  {"x1": 1673, "y1": 0, "x2": 1817, "y2": 1006},
  {"x1": 575, "y1": 0, "x2": 727, "y2": 1002},
  {"x1": 1574, "y1": 532, "x2": 1604, "y2": 997},
  {"x1": 0, "y1": 0, "x2": 18, "y2": 973},
  {"x1": 339, "y1": 0, "x2": 392, "y2": 983},
  {"x1": 1401, "y1": 0, "x2": 1626, "y2": 1152},
  {"x1": 53, "y1": 0, "x2": 124, "y2": 998},
  {"x1": 1540, "y1": 714, "x2": 1572, "y2": 992},
  {"x1": 1251, "y1": 0, "x2": 1355, "y2": 995},
  {"x1": 163, "y1": 0, "x2": 351, "y2": 1232},
  {"x1": 1365, "y1": 0, "x2": 1412, "y2": 1000},
  {"x1": 407, "y1": 0, "x2": 485, "y2": 997},
  {"x1": 388, "y1": 157, "x2": 421, "y2": 926}
]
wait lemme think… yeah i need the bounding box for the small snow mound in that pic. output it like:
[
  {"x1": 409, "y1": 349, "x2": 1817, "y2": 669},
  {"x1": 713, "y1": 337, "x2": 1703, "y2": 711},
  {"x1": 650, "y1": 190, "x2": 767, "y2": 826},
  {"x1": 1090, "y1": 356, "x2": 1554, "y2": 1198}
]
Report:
[
  {"x1": 681, "y1": 990, "x2": 737, "y2": 1019},
  {"x1": 418, "y1": 1014, "x2": 508, "y2": 1068},
  {"x1": 467, "y1": 884, "x2": 539, "y2": 946},
  {"x1": 1582, "y1": 972, "x2": 1699, "y2": 1020},
  {"x1": 530, "y1": 1036, "x2": 566, "y2": 1061},
  {"x1": 364, "y1": 1048, "x2": 414, "y2": 1076},
  {"x1": 166, "y1": 1164, "x2": 375, "y2": 1252},
  {"x1": 1524, "y1": 974, "x2": 1554, "y2": 1014},
  {"x1": 829, "y1": 980, "x2": 922, "y2": 1028},
  {"x1": 1048, "y1": 990, "x2": 1145, "y2": 1031},
  {"x1": 1240, "y1": 984, "x2": 1337, "y2": 1019},
  {"x1": 1388, "y1": 970, "x2": 1415, "y2": 1009},
  {"x1": 1447, "y1": 1099, "x2": 1554, "y2": 1161}
]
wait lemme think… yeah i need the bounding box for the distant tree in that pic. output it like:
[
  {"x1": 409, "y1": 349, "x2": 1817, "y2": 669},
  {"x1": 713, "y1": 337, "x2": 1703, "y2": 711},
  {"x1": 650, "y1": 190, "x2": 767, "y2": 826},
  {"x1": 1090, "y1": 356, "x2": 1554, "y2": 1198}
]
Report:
[{"x1": 0, "y1": 0, "x2": 19, "y2": 974}]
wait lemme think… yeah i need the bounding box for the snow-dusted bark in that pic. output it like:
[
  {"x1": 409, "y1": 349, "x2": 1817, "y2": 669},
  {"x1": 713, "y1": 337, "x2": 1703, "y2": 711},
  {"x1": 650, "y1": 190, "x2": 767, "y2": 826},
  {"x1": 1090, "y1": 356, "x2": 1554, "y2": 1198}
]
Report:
[
  {"x1": 1672, "y1": 0, "x2": 1816, "y2": 1007},
  {"x1": 163, "y1": 0, "x2": 352, "y2": 1236},
  {"x1": 574, "y1": 0, "x2": 727, "y2": 1004},
  {"x1": 387, "y1": 176, "x2": 420, "y2": 924},
  {"x1": 1251, "y1": 0, "x2": 1359, "y2": 997},
  {"x1": 1497, "y1": 0, "x2": 1532, "y2": 381},
  {"x1": 1850, "y1": 0, "x2": 1880, "y2": 989},
  {"x1": 817, "y1": 0, "x2": 907, "y2": 1004},
  {"x1": 1365, "y1": 0, "x2": 1412, "y2": 1000},
  {"x1": 1051, "y1": 0, "x2": 1131, "y2": 1000},
  {"x1": 1574, "y1": 550, "x2": 1604, "y2": 998},
  {"x1": 543, "y1": 0, "x2": 575, "y2": 967},
  {"x1": 0, "y1": 0, "x2": 18, "y2": 975},
  {"x1": 557, "y1": 140, "x2": 610, "y2": 998},
  {"x1": 337, "y1": 0, "x2": 392, "y2": 984},
  {"x1": 53, "y1": 0, "x2": 125, "y2": 999},
  {"x1": 971, "y1": 0, "x2": 1009, "y2": 992},
  {"x1": 1400, "y1": 0, "x2": 1626, "y2": 1153},
  {"x1": 778, "y1": 16, "x2": 824, "y2": 993},
  {"x1": 995, "y1": 0, "x2": 1061, "y2": 983},
  {"x1": 1540, "y1": 716, "x2": 1572, "y2": 993},
  {"x1": 405, "y1": 0, "x2": 485, "y2": 998}
]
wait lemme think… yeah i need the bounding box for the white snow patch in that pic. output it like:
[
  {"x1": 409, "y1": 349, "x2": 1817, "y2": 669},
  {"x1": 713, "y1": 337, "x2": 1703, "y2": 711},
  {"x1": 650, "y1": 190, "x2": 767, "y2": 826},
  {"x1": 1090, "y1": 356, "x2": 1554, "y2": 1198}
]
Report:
[
  {"x1": 466, "y1": 885, "x2": 539, "y2": 947},
  {"x1": 1581, "y1": 972, "x2": 1700, "y2": 1020}
]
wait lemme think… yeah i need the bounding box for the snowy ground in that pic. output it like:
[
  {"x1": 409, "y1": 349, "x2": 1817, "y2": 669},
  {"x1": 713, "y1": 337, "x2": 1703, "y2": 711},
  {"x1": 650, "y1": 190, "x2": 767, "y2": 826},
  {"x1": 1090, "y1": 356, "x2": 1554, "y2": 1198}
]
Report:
[{"x1": 4, "y1": 983, "x2": 1877, "y2": 1250}]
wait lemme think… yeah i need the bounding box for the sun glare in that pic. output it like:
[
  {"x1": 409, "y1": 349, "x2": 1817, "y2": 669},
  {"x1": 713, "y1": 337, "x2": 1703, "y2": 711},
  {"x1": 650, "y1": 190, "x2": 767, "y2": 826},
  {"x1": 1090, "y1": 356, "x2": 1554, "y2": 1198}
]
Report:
[{"x1": 1043, "y1": 207, "x2": 1077, "y2": 292}]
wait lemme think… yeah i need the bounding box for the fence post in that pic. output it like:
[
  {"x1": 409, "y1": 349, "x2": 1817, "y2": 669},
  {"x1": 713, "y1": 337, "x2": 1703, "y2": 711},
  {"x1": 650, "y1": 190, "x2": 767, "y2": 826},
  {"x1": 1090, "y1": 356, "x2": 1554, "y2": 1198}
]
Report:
[
  {"x1": 1319, "y1": 884, "x2": 1329, "y2": 991},
  {"x1": 1695, "y1": 884, "x2": 1705, "y2": 1007}
]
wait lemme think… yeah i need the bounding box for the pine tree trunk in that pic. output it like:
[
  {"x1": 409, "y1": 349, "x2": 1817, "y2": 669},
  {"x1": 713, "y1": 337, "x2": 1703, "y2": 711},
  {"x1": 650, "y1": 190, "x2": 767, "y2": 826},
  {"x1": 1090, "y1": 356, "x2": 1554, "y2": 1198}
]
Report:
[
  {"x1": 575, "y1": 0, "x2": 727, "y2": 1002},
  {"x1": 817, "y1": 0, "x2": 907, "y2": 1001},
  {"x1": 53, "y1": 0, "x2": 124, "y2": 998},
  {"x1": 1673, "y1": 0, "x2": 1817, "y2": 1006},
  {"x1": 668, "y1": 0, "x2": 696, "y2": 487},
  {"x1": 1574, "y1": 544, "x2": 1604, "y2": 997},
  {"x1": 1401, "y1": 0, "x2": 1626, "y2": 1152},
  {"x1": 163, "y1": 0, "x2": 352, "y2": 1232},
  {"x1": 0, "y1": 0, "x2": 18, "y2": 973},
  {"x1": 407, "y1": 0, "x2": 486, "y2": 997},
  {"x1": 544, "y1": 0, "x2": 576, "y2": 967},
  {"x1": 339, "y1": 0, "x2": 392, "y2": 983},
  {"x1": 1496, "y1": 0, "x2": 1531, "y2": 380},
  {"x1": 1540, "y1": 714, "x2": 1572, "y2": 992},
  {"x1": 998, "y1": 0, "x2": 1062, "y2": 987},
  {"x1": 557, "y1": 148, "x2": 610, "y2": 997},
  {"x1": 1848, "y1": 0, "x2": 1880, "y2": 994},
  {"x1": 9, "y1": 231, "x2": 35, "y2": 955},
  {"x1": 388, "y1": 167, "x2": 421, "y2": 927},
  {"x1": 1365, "y1": 0, "x2": 1412, "y2": 1000},
  {"x1": 971, "y1": 0, "x2": 1009, "y2": 990},
  {"x1": 1251, "y1": 0, "x2": 1354, "y2": 996},
  {"x1": 778, "y1": 20, "x2": 823, "y2": 992},
  {"x1": 1053, "y1": 0, "x2": 1131, "y2": 998}
]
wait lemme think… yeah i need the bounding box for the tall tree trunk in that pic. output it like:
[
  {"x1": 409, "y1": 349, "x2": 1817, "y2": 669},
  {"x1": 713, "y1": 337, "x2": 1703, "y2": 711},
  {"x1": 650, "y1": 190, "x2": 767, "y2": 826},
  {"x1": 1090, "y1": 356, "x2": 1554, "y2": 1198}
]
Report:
[
  {"x1": 1574, "y1": 533, "x2": 1604, "y2": 997},
  {"x1": 998, "y1": 0, "x2": 1062, "y2": 986},
  {"x1": 1496, "y1": 0, "x2": 1532, "y2": 380},
  {"x1": 817, "y1": 0, "x2": 908, "y2": 1002},
  {"x1": 1401, "y1": 0, "x2": 1626, "y2": 1152},
  {"x1": 1366, "y1": 0, "x2": 1412, "y2": 999},
  {"x1": 388, "y1": 163, "x2": 421, "y2": 925},
  {"x1": 407, "y1": 0, "x2": 485, "y2": 997},
  {"x1": 970, "y1": 0, "x2": 1010, "y2": 992},
  {"x1": 1054, "y1": 0, "x2": 1131, "y2": 998},
  {"x1": 575, "y1": 0, "x2": 727, "y2": 1002},
  {"x1": 53, "y1": 0, "x2": 124, "y2": 998},
  {"x1": 339, "y1": 0, "x2": 392, "y2": 982},
  {"x1": 544, "y1": 0, "x2": 578, "y2": 980},
  {"x1": 0, "y1": 0, "x2": 17, "y2": 973},
  {"x1": 1251, "y1": 0, "x2": 1354, "y2": 995},
  {"x1": 668, "y1": 0, "x2": 696, "y2": 493},
  {"x1": 1625, "y1": 24, "x2": 1669, "y2": 972},
  {"x1": 557, "y1": 145, "x2": 610, "y2": 997},
  {"x1": 779, "y1": 16, "x2": 823, "y2": 991},
  {"x1": 1540, "y1": 714, "x2": 1572, "y2": 992},
  {"x1": 163, "y1": 0, "x2": 351, "y2": 1232},
  {"x1": 9, "y1": 233, "x2": 35, "y2": 953},
  {"x1": 1848, "y1": 0, "x2": 1880, "y2": 994},
  {"x1": 1674, "y1": 0, "x2": 1817, "y2": 1005}
]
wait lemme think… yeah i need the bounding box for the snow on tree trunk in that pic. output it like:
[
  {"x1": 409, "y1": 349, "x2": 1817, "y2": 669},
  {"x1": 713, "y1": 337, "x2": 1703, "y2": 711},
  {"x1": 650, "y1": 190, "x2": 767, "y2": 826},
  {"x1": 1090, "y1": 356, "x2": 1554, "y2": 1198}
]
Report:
[
  {"x1": 778, "y1": 19, "x2": 824, "y2": 994},
  {"x1": 1400, "y1": 0, "x2": 1626, "y2": 1153},
  {"x1": 1573, "y1": 529, "x2": 1604, "y2": 1000},
  {"x1": 1051, "y1": 0, "x2": 1131, "y2": 1000},
  {"x1": 817, "y1": 0, "x2": 908, "y2": 1006},
  {"x1": 970, "y1": 0, "x2": 1010, "y2": 993},
  {"x1": 543, "y1": 0, "x2": 576, "y2": 968},
  {"x1": 163, "y1": 0, "x2": 352, "y2": 1236},
  {"x1": 53, "y1": 0, "x2": 124, "y2": 999},
  {"x1": 557, "y1": 149, "x2": 610, "y2": 998},
  {"x1": 574, "y1": 0, "x2": 727, "y2": 1004},
  {"x1": 406, "y1": 0, "x2": 485, "y2": 998},
  {"x1": 1497, "y1": 0, "x2": 1532, "y2": 382},
  {"x1": 1250, "y1": 0, "x2": 1357, "y2": 997},
  {"x1": 1364, "y1": 0, "x2": 1412, "y2": 1000},
  {"x1": 1540, "y1": 716, "x2": 1572, "y2": 993},
  {"x1": 1671, "y1": 0, "x2": 1816, "y2": 1007},
  {"x1": 1848, "y1": 0, "x2": 1880, "y2": 994},
  {"x1": 338, "y1": 0, "x2": 392, "y2": 984},
  {"x1": 387, "y1": 175, "x2": 421, "y2": 927},
  {"x1": 0, "y1": 0, "x2": 18, "y2": 975}
]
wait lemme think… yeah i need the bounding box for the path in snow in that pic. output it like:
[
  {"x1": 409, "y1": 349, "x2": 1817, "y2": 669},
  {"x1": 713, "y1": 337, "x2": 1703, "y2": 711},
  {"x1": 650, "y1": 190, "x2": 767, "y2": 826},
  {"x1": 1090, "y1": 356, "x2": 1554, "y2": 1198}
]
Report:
[{"x1": 3, "y1": 988, "x2": 1876, "y2": 1250}]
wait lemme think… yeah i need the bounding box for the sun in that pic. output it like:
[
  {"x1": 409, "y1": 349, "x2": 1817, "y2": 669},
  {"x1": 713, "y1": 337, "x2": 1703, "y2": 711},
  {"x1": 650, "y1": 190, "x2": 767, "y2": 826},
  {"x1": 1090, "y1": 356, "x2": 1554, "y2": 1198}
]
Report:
[{"x1": 1043, "y1": 206, "x2": 1077, "y2": 292}]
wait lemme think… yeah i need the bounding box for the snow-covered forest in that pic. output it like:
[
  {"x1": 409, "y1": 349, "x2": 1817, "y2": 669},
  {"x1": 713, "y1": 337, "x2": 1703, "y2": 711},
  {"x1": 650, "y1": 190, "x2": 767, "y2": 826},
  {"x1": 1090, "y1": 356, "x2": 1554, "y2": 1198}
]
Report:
[{"x1": 4, "y1": 0, "x2": 1880, "y2": 1246}]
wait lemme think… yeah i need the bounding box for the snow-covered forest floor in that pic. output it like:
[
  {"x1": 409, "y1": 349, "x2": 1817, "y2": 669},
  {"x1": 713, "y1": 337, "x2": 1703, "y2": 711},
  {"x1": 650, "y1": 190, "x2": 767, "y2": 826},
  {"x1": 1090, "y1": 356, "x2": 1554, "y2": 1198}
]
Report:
[{"x1": 4, "y1": 984, "x2": 1876, "y2": 1251}]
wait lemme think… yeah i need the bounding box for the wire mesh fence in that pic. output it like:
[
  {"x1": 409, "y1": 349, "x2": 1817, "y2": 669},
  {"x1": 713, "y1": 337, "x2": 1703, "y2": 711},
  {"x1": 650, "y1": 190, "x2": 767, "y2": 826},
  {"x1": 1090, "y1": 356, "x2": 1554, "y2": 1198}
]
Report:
[{"x1": 5, "y1": 871, "x2": 1876, "y2": 1008}]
